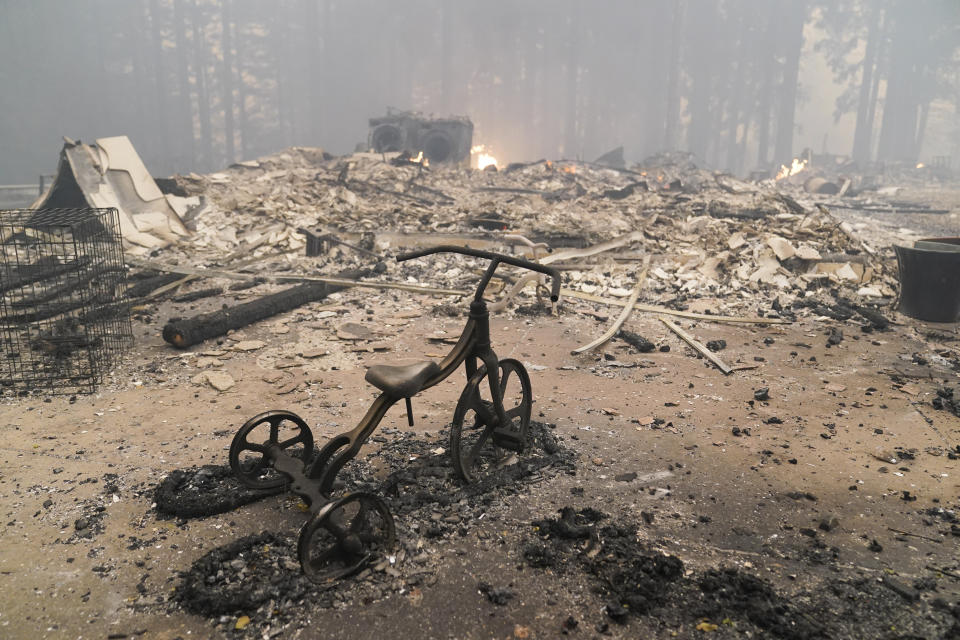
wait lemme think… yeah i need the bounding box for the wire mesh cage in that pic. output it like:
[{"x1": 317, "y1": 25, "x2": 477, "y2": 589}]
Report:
[{"x1": 0, "y1": 208, "x2": 132, "y2": 394}]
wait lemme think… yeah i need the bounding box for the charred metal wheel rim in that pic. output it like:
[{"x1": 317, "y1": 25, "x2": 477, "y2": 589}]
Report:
[
  {"x1": 229, "y1": 410, "x2": 315, "y2": 490},
  {"x1": 450, "y1": 358, "x2": 532, "y2": 484},
  {"x1": 297, "y1": 492, "x2": 395, "y2": 583}
]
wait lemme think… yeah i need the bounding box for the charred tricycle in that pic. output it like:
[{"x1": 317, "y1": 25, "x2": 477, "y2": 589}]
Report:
[{"x1": 228, "y1": 247, "x2": 561, "y2": 582}]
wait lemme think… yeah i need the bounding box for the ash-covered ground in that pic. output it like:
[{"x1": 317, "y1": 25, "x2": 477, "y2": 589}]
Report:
[{"x1": 1, "y1": 151, "x2": 959, "y2": 639}]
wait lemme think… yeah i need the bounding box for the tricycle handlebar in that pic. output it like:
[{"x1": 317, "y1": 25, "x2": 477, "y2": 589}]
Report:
[{"x1": 397, "y1": 245, "x2": 561, "y2": 302}]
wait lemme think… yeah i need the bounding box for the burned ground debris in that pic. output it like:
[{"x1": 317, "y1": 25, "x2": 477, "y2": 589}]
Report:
[{"x1": 3, "y1": 143, "x2": 960, "y2": 640}]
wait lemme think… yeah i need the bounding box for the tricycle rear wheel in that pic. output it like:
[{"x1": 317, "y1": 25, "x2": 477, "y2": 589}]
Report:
[{"x1": 298, "y1": 493, "x2": 395, "y2": 583}]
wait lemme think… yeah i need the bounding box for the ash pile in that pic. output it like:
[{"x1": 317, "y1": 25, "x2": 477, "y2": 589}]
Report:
[{"x1": 150, "y1": 146, "x2": 904, "y2": 326}]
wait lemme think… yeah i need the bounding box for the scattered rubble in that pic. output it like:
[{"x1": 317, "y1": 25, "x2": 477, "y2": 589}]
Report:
[
  {"x1": 169, "y1": 421, "x2": 575, "y2": 634},
  {"x1": 521, "y1": 507, "x2": 959, "y2": 638},
  {"x1": 139, "y1": 147, "x2": 905, "y2": 338},
  {"x1": 6, "y1": 144, "x2": 960, "y2": 639}
]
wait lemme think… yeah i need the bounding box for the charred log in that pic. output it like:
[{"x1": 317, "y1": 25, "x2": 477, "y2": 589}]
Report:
[{"x1": 161, "y1": 268, "x2": 368, "y2": 348}]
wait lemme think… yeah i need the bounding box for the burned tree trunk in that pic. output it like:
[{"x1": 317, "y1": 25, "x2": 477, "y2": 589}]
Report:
[
  {"x1": 192, "y1": 0, "x2": 214, "y2": 171},
  {"x1": 173, "y1": 0, "x2": 195, "y2": 169},
  {"x1": 851, "y1": 3, "x2": 883, "y2": 165},
  {"x1": 724, "y1": 12, "x2": 748, "y2": 173},
  {"x1": 877, "y1": 1, "x2": 924, "y2": 162},
  {"x1": 772, "y1": 0, "x2": 806, "y2": 167},
  {"x1": 562, "y1": 0, "x2": 580, "y2": 158},
  {"x1": 686, "y1": 2, "x2": 716, "y2": 162},
  {"x1": 236, "y1": 0, "x2": 250, "y2": 160},
  {"x1": 306, "y1": 0, "x2": 324, "y2": 145},
  {"x1": 662, "y1": 0, "x2": 684, "y2": 151},
  {"x1": 271, "y1": 4, "x2": 291, "y2": 150},
  {"x1": 754, "y1": 3, "x2": 777, "y2": 169},
  {"x1": 220, "y1": 0, "x2": 236, "y2": 164},
  {"x1": 439, "y1": 1, "x2": 455, "y2": 114},
  {"x1": 162, "y1": 269, "x2": 367, "y2": 348},
  {"x1": 147, "y1": 0, "x2": 170, "y2": 165}
]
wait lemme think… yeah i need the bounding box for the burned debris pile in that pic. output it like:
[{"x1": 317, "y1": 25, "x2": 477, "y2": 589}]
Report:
[
  {"x1": 161, "y1": 267, "x2": 369, "y2": 348},
  {"x1": 170, "y1": 421, "x2": 575, "y2": 634},
  {"x1": 146, "y1": 147, "x2": 899, "y2": 336},
  {"x1": 521, "y1": 507, "x2": 959, "y2": 638},
  {"x1": 154, "y1": 465, "x2": 283, "y2": 518}
]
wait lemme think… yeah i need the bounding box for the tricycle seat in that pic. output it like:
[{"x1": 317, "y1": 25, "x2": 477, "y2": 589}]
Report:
[{"x1": 364, "y1": 360, "x2": 441, "y2": 398}]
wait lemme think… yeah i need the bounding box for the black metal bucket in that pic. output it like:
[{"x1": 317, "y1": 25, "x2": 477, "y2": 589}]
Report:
[{"x1": 895, "y1": 237, "x2": 960, "y2": 322}]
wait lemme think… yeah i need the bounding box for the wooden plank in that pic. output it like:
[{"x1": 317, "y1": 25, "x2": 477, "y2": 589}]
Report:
[
  {"x1": 539, "y1": 231, "x2": 644, "y2": 265},
  {"x1": 562, "y1": 288, "x2": 790, "y2": 325},
  {"x1": 660, "y1": 316, "x2": 733, "y2": 374},
  {"x1": 125, "y1": 257, "x2": 468, "y2": 297},
  {"x1": 571, "y1": 256, "x2": 650, "y2": 354}
]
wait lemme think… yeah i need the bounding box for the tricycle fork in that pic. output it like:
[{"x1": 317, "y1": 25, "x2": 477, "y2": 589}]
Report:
[{"x1": 477, "y1": 348, "x2": 511, "y2": 429}]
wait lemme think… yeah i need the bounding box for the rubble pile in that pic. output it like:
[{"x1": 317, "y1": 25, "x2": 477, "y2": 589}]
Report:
[{"x1": 158, "y1": 147, "x2": 896, "y2": 320}]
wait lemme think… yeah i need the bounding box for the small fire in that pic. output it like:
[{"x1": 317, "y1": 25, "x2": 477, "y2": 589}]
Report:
[
  {"x1": 775, "y1": 157, "x2": 807, "y2": 180},
  {"x1": 916, "y1": 162, "x2": 925, "y2": 169},
  {"x1": 409, "y1": 151, "x2": 429, "y2": 167},
  {"x1": 471, "y1": 144, "x2": 498, "y2": 170},
  {"x1": 561, "y1": 165, "x2": 576, "y2": 174}
]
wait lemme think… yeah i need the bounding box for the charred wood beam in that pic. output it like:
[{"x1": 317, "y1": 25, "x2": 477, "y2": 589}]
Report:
[
  {"x1": 840, "y1": 204, "x2": 950, "y2": 215},
  {"x1": 602, "y1": 182, "x2": 648, "y2": 200},
  {"x1": 297, "y1": 228, "x2": 380, "y2": 258},
  {"x1": 503, "y1": 159, "x2": 548, "y2": 173},
  {"x1": 126, "y1": 272, "x2": 185, "y2": 298},
  {"x1": 228, "y1": 278, "x2": 266, "y2": 291},
  {"x1": 406, "y1": 181, "x2": 455, "y2": 204},
  {"x1": 579, "y1": 160, "x2": 648, "y2": 178},
  {"x1": 474, "y1": 186, "x2": 548, "y2": 196},
  {"x1": 812, "y1": 253, "x2": 872, "y2": 265},
  {"x1": 124, "y1": 257, "x2": 467, "y2": 296},
  {"x1": 172, "y1": 287, "x2": 225, "y2": 303},
  {"x1": 472, "y1": 186, "x2": 580, "y2": 203},
  {"x1": 161, "y1": 268, "x2": 368, "y2": 349},
  {"x1": 314, "y1": 175, "x2": 434, "y2": 206},
  {"x1": 144, "y1": 275, "x2": 198, "y2": 300},
  {"x1": 353, "y1": 181, "x2": 433, "y2": 206}
]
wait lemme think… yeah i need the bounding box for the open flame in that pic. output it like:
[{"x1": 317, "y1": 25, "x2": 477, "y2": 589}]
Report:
[
  {"x1": 544, "y1": 160, "x2": 576, "y2": 174},
  {"x1": 916, "y1": 162, "x2": 925, "y2": 169},
  {"x1": 775, "y1": 157, "x2": 807, "y2": 180},
  {"x1": 471, "y1": 144, "x2": 498, "y2": 170},
  {"x1": 409, "y1": 151, "x2": 429, "y2": 167}
]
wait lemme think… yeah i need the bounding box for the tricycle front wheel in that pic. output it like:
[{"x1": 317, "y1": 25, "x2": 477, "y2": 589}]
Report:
[
  {"x1": 449, "y1": 358, "x2": 532, "y2": 484},
  {"x1": 229, "y1": 410, "x2": 314, "y2": 489}
]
